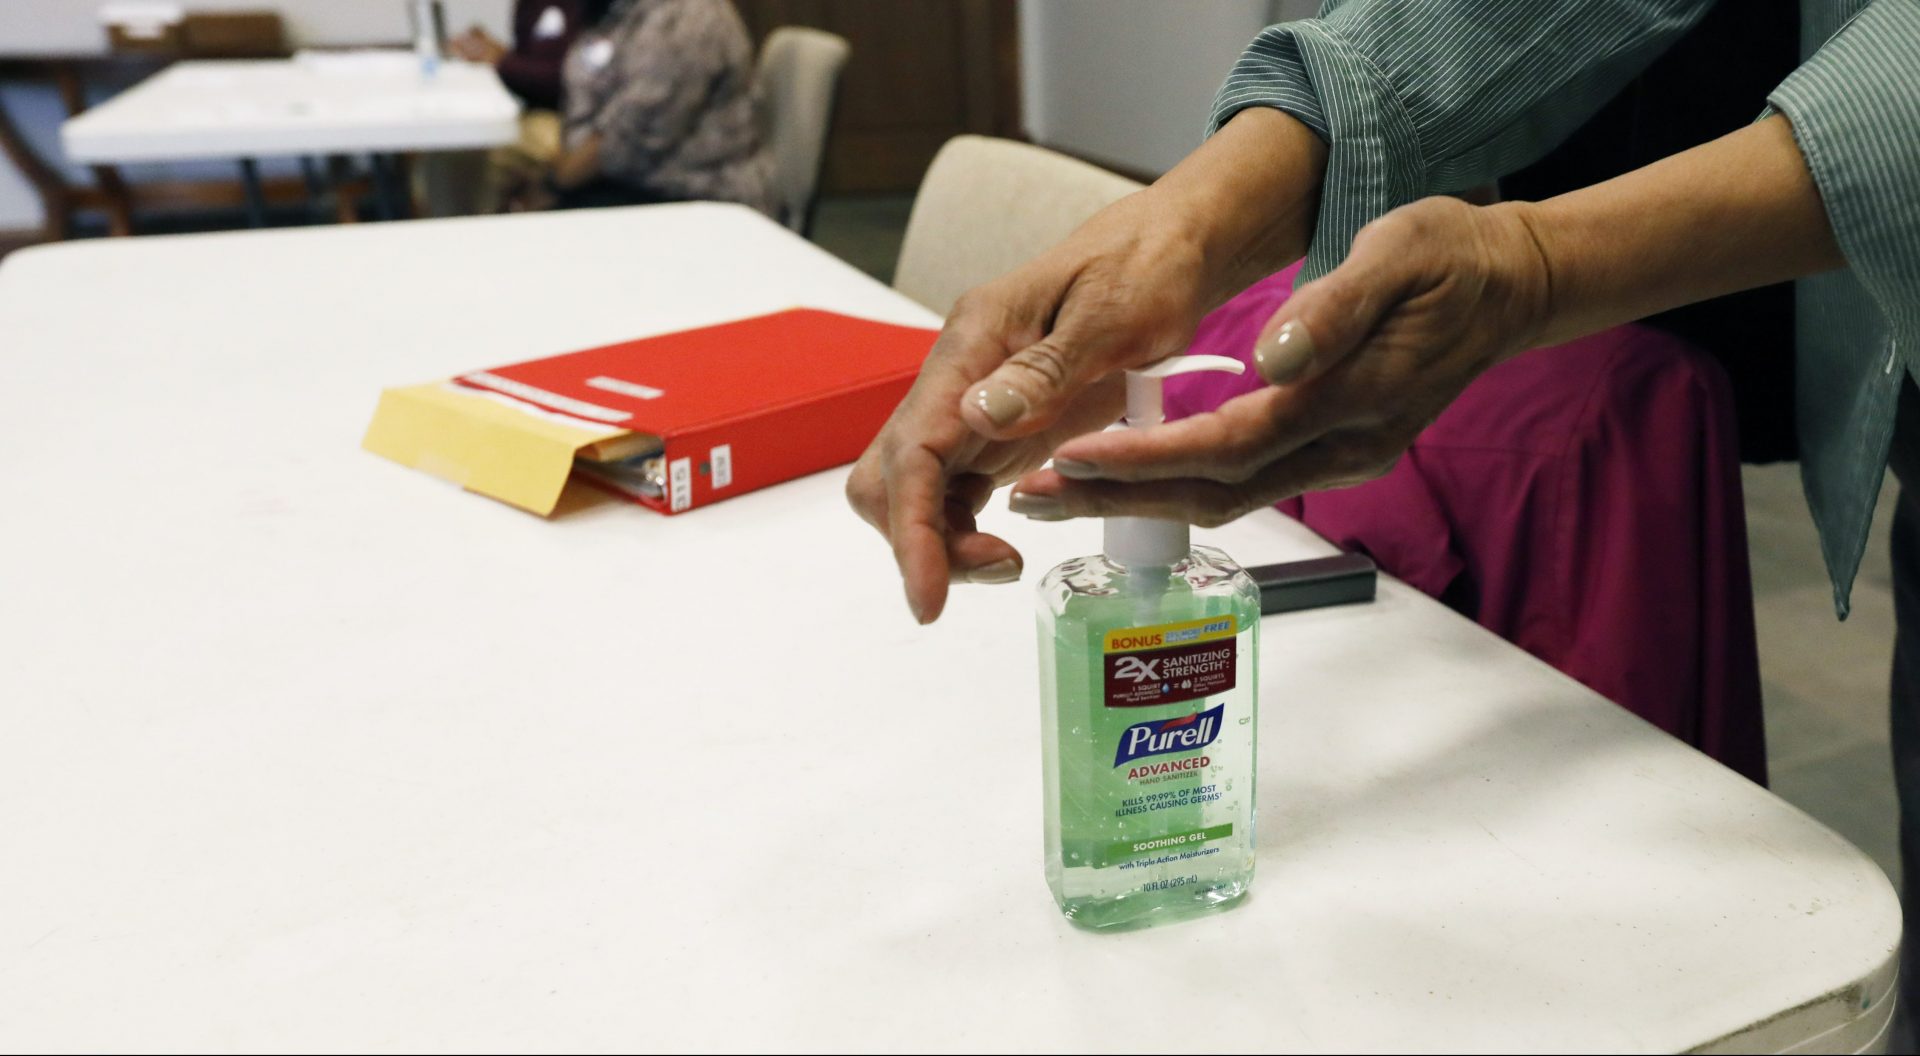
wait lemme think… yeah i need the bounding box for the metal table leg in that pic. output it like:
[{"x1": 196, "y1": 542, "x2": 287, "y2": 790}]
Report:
[
  {"x1": 327, "y1": 155, "x2": 358, "y2": 223},
  {"x1": 298, "y1": 156, "x2": 327, "y2": 224},
  {"x1": 369, "y1": 153, "x2": 398, "y2": 221},
  {"x1": 237, "y1": 157, "x2": 266, "y2": 228}
]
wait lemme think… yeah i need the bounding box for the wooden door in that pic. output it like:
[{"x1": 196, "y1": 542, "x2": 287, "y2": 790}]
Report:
[{"x1": 736, "y1": 0, "x2": 1021, "y2": 192}]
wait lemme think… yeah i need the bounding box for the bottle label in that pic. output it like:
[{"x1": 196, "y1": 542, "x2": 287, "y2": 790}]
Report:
[
  {"x1": 1102, "y1": 615, "x2": 1237, "y2": 708},
  {"x1": 1112, "y1": 703, "x2": 1224, "y2": 766}
]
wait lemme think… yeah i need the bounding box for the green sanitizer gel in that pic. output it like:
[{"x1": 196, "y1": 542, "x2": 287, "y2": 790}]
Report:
[{"x1": 1037, "y1": 355, "x2": 1261, "y2": 930}]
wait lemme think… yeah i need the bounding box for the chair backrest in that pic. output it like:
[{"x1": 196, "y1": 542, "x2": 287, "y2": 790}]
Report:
[
  {"x1": 893, "y1": 136, "x2": 1145, "y2": 315},
  {"x1": 754, "y1": 27, "x2": 850, "y2": 235}
]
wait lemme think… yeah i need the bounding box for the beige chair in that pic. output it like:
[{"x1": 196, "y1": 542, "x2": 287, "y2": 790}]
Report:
[
  {"x1": 755, "y1": 27, "x2": 850, "y2": 235},
  {"x1": 894, "y1": 135, "x2": 1145, "y2": 316}
]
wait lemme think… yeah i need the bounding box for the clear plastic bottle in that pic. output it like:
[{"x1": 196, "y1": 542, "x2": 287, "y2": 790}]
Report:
[
  {"x1": 410, "y1": 0, "x2": 445, "y2": 80},
  {"x1": 1035, "y1": 356, "x2": 1261, "y2": 930}
]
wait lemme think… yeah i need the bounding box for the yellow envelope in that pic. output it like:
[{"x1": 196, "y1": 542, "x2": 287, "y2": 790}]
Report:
[{"x1": 361, "y1": 382, "x2": 629, "y2": 516}]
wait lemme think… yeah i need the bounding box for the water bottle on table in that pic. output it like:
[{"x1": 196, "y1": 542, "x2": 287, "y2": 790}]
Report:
[{"x1": 408, "y1": 0, "x2": 447, "y2": 80}]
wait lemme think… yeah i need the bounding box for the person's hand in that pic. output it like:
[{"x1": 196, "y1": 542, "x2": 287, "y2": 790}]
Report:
[
  {"x1": 1013, "y1": 197, "x2": 1553, "y2": 525},
  {"x1": 846, "y1": 190, "x2": 1227, "y2": 623},
  {"x1": 448, "y1": 27, "x2": 507, "y2": 64},
  {"x1": 847, "y1": 108, "x2": 1327, "y2": 623}
]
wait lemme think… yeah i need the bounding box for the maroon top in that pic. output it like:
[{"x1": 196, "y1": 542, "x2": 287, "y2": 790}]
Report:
[
  {"x1": 496, "y1": 0, "x2": 588, "y2": 110},
  {"x1": 1167, "y1": 265, "x2": 1767, "y2": 784}
]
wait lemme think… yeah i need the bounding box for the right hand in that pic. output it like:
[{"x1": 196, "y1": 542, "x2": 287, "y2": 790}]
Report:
[{"x1": 846, "y1": 190, "x2": 1223, "y2": 624}]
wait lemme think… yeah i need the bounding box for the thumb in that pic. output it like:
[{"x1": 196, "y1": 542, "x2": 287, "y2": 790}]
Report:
[
  {"x1": 1251, "y1": 233, "x2": 1416, "y2": 388},
  {"x1": 957, "y1": 302, "x2": 1182, "y2": 440}
]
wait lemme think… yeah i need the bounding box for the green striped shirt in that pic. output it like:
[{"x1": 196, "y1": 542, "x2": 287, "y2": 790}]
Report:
[{"x1": 1211, "y1": 0, "x2": 1920, "y2": 617}]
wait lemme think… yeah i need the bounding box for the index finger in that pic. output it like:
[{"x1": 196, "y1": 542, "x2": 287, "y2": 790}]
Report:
[{"x1": 886, "y1": 442, "x2": 956, "y2": 625}]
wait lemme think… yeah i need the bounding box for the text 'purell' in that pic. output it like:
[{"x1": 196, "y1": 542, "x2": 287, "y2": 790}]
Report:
[{"x1": 1114, "y1": 704, "x2": 1224, "y2": 767}]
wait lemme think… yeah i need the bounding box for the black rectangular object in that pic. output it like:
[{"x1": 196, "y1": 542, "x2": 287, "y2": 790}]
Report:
[{"x1": 1246, "y1": 553, "x2": 1378, "y2": 615}]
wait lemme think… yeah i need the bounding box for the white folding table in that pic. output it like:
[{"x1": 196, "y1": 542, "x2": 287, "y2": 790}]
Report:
[
  {"x1": 59, "y1": 54, "x2": 520, "y2": 224},
  {"x1": 0, "y1": 204, "x2": 1900, "y2": 1053}
]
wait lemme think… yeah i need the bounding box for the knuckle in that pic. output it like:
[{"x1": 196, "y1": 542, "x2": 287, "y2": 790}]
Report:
[
  {"x1": 845, "y1": 463, "x2": 879, "y2": 509},
  {"x1": 1210, "y1": 454, "x2": 1260, "y2": 486},
  {"x1": 1362, "y1": 197, "x2": 1457, "y2": 247},
  {"x1": 1182, "y1": 417, "x2": 1265, "y2": 484},
  {"x1": 1075, "y1": 488, "x2": 1113, "y2": 518},
  {"x1": 1004, "y1": 341, "x2": 1073, "y2": 392},
  {"x1": 1192, "y1": 508, "x2": 1232, "y2": 529},
  {"x1": 1360, "y1": 453, "x2": 1398, "y2": 482},
  {"x1": 1344, "y1": 438, "x2": 1403, "y2": 482},
  {"x1": 948, "y1": 291, "x2": 990, "y2": 324},
  {"x1": 1359, "y1": 211, "x2": 1412, "y2": 247},
  {"x1": 1193, "y1": 483, "x2": 1256, "y2": 528},
  {"x1": 1403, "y1": 196, "x2": 1465, "y2": 232},
  {"x1": 949, "y1": 285, "x2": 995, "y2": 319},
  {"x1": 1215, "y1": 436, "x2": 1275, "y2": 484}
]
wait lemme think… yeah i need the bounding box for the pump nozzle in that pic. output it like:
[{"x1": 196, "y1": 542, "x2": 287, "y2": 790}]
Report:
[{"x1": 1102, "y1": 354, "x2": 1246, "y2": 567}]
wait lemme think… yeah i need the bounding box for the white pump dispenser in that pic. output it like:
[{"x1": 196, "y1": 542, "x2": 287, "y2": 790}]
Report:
[{"x1": 1100, "y1": 355, "x2": 1247, "y2": 568}]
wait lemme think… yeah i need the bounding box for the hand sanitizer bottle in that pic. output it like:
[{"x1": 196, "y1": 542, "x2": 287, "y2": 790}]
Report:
[{"x1": 1037, "y1": 355, "x2": 1262, "y2": 930}]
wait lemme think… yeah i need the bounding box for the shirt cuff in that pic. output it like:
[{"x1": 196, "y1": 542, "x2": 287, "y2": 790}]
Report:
[
  {"x1": 1766, "y1": 0, "x2": 1920, "y2": 345},
  {"x1": 1208, "y1": 26, "x2": 1328, "y2": 141},
  {"x1": 1208, "y1": 20, "x2": 1424, "y2": 282}
]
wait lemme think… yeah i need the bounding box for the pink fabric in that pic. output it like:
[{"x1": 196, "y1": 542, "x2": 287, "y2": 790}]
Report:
[{"x1": 1168, "y1": 265, "x2": 1766, "y2": 783}]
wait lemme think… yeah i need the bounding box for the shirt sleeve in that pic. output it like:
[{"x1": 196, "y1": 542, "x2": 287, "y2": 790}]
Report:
[
  {"x1": 1767, "y1": 0, "x2": 1920, "y2": 348},
  {"x1": 497, "y1": 50, "x2": 565, "y2": 110},
  {"x1": 591, "y1": 13, "x2": 726, "y2": 181},
  {"x1": 1210, "y1": 0, "x2": 1715, "y2": 280},
  {"x1": 493, "y1": 0, "x2": 575, "y2": 110}
]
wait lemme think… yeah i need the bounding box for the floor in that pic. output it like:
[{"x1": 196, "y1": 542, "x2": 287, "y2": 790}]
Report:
[
  {"x1": 1748, "y1": 463, "x2": 1903, "y2": 887},
  {"x1": 16, "y1": 191, "x2": 1906, "y2": 891}
]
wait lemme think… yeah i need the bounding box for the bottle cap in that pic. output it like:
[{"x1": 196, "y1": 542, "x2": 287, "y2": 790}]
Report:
[{"x1": 1102, "y1": 354, "x2": 1246, "y2": 567}]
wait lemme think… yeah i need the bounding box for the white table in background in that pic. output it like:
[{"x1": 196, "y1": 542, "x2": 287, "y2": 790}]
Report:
[
  {"x1": 59, "y1": 54, "x2": 519, "y2": 224},
  {"x1": 0, "y1": 204, "x2": 1899, "y2": 1053}
]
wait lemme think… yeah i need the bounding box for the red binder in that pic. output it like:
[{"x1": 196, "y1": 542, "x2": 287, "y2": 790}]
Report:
[{"x1": 452, "y1": 309, "x2": 936, "y2": 514}]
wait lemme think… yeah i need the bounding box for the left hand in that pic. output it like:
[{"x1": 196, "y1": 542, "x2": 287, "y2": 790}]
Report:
[
  {"x1": 448, "y1": 27, "x2": 507, "y2": 64},
  {"x1": 1009, "y1": 196, "x2": 1555, "y2": 526}
]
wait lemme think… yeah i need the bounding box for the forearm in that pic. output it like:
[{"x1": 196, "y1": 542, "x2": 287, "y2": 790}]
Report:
[
  {"x1": 1152, "y1": 107, "x2": 1327, "y2": 308},
  {"x1": 1213, "y1": 2, "x2": 1711, "y2": 282},
  {"x1": 1515, "y1": 114, "x2": 1843, "y2": 346}
]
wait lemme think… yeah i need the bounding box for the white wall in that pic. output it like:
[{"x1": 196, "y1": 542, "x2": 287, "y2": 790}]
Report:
[
  {"x1": 1019, "y1": 0, "x2": 1317, "y2": 178},
  {"x1": 0, "y1": 1, "x2": 513, "y2": 230}
]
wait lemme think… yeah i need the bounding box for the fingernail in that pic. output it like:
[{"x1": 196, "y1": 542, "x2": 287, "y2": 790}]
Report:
[
  {"x1": 964, "y1": 558, "x2": 1022, "y2": 584},
  {"x1": 971, "y1": 385, "x2": 1028, "y2": 428},
  {"x1": 1009, "y1": 491, "x2": 1067, "y2": 520},
  {"x1": 1254, "y1": 320, "x2": 1316, "y2": 385},
  {"x1": 1052, "y1": 458, "x2": 1100, "y2": 479},
  {"x1": 907, "y1": 590, "x2": 935, "y2": 625}
]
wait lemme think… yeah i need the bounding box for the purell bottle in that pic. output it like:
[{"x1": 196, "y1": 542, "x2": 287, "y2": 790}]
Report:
[{"x1": 1036, "y1": 356, "x2": 1261, "y2": 929}]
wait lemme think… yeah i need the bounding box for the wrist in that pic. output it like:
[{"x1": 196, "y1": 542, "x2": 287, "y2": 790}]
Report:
[
  {"x1": 1490, "y1": 200, "x2": 1561, "y2": 353},
  {"x1": 1493, "y1": 117, "x2": 1842, "y2": 348},
  {"x1": 1152, "y1": 108, "x2": 1327, "y2": 306}
]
